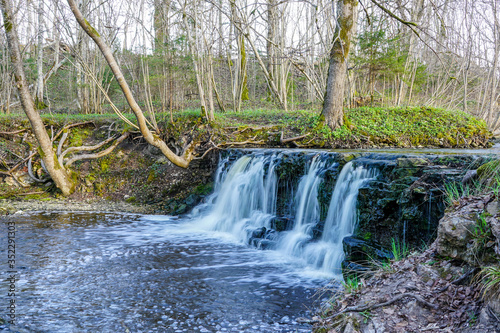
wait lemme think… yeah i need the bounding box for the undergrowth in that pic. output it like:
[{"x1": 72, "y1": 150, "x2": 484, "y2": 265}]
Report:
[{"x1": 1, "y1": 106, "x2": 491, "y2": 148}]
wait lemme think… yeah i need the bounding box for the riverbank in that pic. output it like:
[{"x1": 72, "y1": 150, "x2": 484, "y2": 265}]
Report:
[
  {"x1": 0, "y1": 198, "x2": 156, "y2": 215},
  {"x1": 313, "y1": 193, "x2": 500, "y2": 333}
]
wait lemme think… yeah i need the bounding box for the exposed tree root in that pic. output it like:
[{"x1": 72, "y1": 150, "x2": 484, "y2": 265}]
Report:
[
  {"x1": 64, "y1": 132, "x2": 130, "y2": 167},
  {"x1": 326, "y1": 292, "x2": 438, "y2": 320}
]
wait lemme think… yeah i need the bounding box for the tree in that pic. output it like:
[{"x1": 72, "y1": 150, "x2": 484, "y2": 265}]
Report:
[
  {"x1": 66, "y1": 0, "x2": 196, "y2": 168},
  {"x1": 321, "y1": 0, "x2": 358, "y2": 130},
  {"x1": 0, "y1": 0, "x2": 75, "y2": 195}
]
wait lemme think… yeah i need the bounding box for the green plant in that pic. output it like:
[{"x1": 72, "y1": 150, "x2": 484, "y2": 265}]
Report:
[
  {"x1": 391, "y1": 238, "x2": 409, "y2": 261},
  {"x1": 359, "y1": 310, "x2": 372, "y2": 324},
  {"x1": 478, "y1": 266, "x2": 500, "y2": 300},
  {"x1": 342, "y1": 275, "x2": 362, "y2": 294},
  {"x1": 467, "y1": 310, "x2": 478, "y2": 326}
]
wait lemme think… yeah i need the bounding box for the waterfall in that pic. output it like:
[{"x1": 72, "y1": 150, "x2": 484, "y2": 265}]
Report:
[
  {"x1": 278, "y1": 156, "x2": 328, "y2": 257},
  {"x1": 193, "y1": 151, "x2": 379, "y2": 278},
  {"x1": 311, "y1": 162, "x2": 379, "y2": 275},
  {"x1": 196, "y1": 153, "x2": 279, "y2": 243}
]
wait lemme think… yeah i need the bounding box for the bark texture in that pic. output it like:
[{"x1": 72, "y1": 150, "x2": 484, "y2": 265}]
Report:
[
  {"x1": 321, "y1": 0, "x2": 358, "y2": 130},
  {"x1": 1, "y1": 0, "x2": 75, "y2": 195}
]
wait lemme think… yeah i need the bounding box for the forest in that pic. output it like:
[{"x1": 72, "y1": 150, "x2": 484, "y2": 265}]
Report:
[
  {"x1": 1, "y1": 1, "x2": 500, "y2": 332},
  {"x1": 0, "y1": 0, "x2": 497, "y2": 128}
]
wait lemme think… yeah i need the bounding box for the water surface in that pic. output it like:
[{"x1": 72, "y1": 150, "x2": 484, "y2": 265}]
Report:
[{"x1": 1, "y1": 212, "x2": 328, "y2": 332}]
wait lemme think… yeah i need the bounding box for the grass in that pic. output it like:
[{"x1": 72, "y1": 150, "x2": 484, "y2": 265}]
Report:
[
  {"x1": 391, "y1": 238, "x2": 410, "y2": 261},
  {"x1": 443, "y1": 163, "x2": 500, "y2": 207},
  {"x1": 478, "y1": 266, "x2": 500, "y2": 300},
  {"x1": 342, "y1": 275, "x2": 362, "y2": 294}
]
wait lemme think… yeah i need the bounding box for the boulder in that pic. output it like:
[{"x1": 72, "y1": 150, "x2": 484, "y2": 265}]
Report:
[
  {"x1": 435, "y1": 206, "x2": 479, "y2": 264},
  {"x1": 435, "y1": 196, "x2": 499, "y2": 266}
]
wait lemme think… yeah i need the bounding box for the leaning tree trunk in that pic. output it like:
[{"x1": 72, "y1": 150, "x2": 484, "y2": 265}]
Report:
[
  {"x1": 321, "y1": 0, "x2": 358, "y2": 130},
  {"x1": 67, "y1": 0, "x2": 195, "y2": 168},
  {"x1": 0, "y1": 0, "x2": 75, "y2": 195}
]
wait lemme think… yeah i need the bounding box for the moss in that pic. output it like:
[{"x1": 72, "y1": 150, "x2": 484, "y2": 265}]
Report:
[
  {"x1": 477, "y1": 160, "x2": 500, "y2": 179},
  {"x1": 84, "y1": 19, "x2": 100, "y2": 38},
  {"x1": 193, "y1": 182, "x2": 214, "y2": 195},
  {"x1": 240, "y1": 37, "x2": 249, "y2": 101},
  {"x1": 147, "y1": 170, "x2": 157, "y2": 183}
]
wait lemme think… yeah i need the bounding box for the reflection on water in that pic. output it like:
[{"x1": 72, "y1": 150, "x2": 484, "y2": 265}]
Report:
[{"x1": 1, "y1": 212, "x2": 328, "y2": 332}]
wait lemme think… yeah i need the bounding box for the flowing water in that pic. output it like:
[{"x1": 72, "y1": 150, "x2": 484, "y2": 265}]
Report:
[
  {"x1": 1, "y1": 150, "x2": 383, "y2": 332},
  {"x1": 1, "y1": 212, "x2": 323, "y2": 332}
]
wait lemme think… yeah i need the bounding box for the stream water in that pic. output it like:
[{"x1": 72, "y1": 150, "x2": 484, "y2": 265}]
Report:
[{"x1": 1, "y1": 212, "x2": 326, "y2": 332}]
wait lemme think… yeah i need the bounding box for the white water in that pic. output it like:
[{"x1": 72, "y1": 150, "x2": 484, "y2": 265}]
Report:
[
  {"x1": 277, "y1": 156, "x2": 327, "y2": 258},
  {"x1": 195, "y1": 154, "x2": 278, "y2": 243},
  {"x1": 303, "y1": 162, "x2": 379, "y2": 276},
  {"x1": 196, "y1": 153, "x2": 379, "y2": 278}
]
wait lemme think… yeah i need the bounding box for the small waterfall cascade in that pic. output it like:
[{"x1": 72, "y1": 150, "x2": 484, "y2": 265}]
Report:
[
  {"x1": 278, "y1": 156, "x2": 328, "y2": 257},
  {"x1": 196, "y1": 153, "x2": 279, "y2": 243},
  {"x1": 315, "y1": 162, "x2": 380, "y2": 274},
  {"x1": 193, "y1": 151, "x2": 379, "y2": 278}
]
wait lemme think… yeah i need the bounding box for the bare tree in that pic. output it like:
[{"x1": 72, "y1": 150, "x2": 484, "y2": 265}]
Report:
[{"x1": 67, "y1": 0, "x2": 197, "y2": 168}]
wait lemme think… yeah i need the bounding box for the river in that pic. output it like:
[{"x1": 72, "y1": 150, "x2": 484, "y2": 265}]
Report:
[{"x1": 1, "y1": 211, "x2": 328, "y2": 332}]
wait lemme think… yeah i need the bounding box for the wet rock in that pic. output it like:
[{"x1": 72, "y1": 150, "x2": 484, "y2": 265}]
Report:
[
  {"x1": 343, "y1": 236, "x2": 394, "y2": 263},
  {"x1": 269, "y1": 217, "x2": 294, "y2": 232},
  {"x1": 251, "y1": 227, "x2": 267, "y2": 239},
  {"x1": 397, "y1": 157, "x2": 431, "y2": 168}
]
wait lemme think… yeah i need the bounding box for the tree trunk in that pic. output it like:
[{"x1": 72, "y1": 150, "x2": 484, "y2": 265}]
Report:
[
  {"x1": 321, "y1": 0, "x2": 358, "y2": 130},
  {"x1": 67, "y1": 0, "x2": 195, "y2": 168},
  {"x1": 0, "y1": 0, "x2": 75, "y2": 195}
]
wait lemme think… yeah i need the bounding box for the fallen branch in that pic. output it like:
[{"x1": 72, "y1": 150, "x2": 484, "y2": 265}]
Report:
[
  {"x1": 219, "y1": 135, "x2": 266, "y2": 147},
  {"x1": 280, "y1": 131, "x2": 310, "y2": 144},
  {"x1": 13, "y1": 191, "x2": 45, "y2": 196},
  {"x1": 327, "y1": 292, "x2": 438, "y2": 319},
  {"x1": 0, "y1": 129, "x2": 26, "y2": 136}
]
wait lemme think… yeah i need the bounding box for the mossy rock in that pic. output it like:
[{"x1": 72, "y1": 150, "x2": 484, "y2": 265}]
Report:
[{"x1": 477, "y1": 160, "x2": 500, "y2": 179}]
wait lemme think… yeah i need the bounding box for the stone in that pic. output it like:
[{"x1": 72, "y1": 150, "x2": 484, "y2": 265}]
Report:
[
  {"x1": 344, "y1": 322, "x2": 360, "y2": 333},
  {"x1": 4, "y1": 176, "x2": 16, "y2": 186},
  {"x1": 397, "y1": 158, "x2": 430, "y2": 168},
  {"x1": 435, "y1": 211, "x2": 476, "y2": 263},
  {"x1": 486, "y1": 201, "x2": 499, "y2": 216}
]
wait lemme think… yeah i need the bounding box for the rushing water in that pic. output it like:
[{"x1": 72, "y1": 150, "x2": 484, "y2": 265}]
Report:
[
  {"x1": 1, "y1": 150, "x2": 383, "y2": 332},
  {"x1": 1, "y1": 212, "x2": 324, "y2": 332}
]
